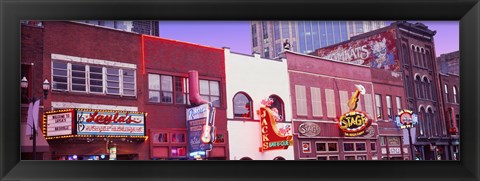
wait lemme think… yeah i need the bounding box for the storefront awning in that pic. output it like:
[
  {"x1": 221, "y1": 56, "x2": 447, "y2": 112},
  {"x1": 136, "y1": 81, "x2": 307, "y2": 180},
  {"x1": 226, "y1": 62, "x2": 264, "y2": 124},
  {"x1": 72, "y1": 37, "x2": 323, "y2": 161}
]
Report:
[{"x1": 21, "y1": 123, "x2": 50, "y2": 152}]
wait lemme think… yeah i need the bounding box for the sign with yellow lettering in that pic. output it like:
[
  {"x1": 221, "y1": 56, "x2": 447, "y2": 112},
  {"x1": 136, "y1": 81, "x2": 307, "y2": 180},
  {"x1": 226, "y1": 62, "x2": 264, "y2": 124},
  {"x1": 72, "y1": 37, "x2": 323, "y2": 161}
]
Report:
[{"x1": 339, "y1": 111, "x2": 372, "y2": 136}]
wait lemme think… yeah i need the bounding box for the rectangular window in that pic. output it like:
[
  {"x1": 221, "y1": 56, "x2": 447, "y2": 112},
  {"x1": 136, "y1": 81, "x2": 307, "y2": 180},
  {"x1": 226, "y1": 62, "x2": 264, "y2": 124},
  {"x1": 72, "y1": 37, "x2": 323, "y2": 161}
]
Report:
[
  {"x1": 52, "y1": 60, "x2": 136, "y2": 96},
  {"x1": 175, "y1": 77, "x2": 189, "y2": 104},
  {"x1": 339, "y1": 91, "x2": 349, "y2": 113},
  {"x1": 370, "y1": 142, "x2": 377, "y2": 151},
  {"x1": 295, "y1": 85, "x2": 307, "y2": 116},
  {"x1": 345, "y1": 156, "x2": 356, "y2": 160},
  {"x1": 387, "y1": 137, "x2": 401, "y2": 146},
  {"x1": 317, "y1": 156, "x2": 327, "y2": 160},
  {"x1": 325, "y1": 89, "x2": 336, "y2": 118},
  {"x1": 355, "y1": 143, "x2": 366, "y2": 151},
  {"x1": 328, "y1": 143, "x2": 338, "y2": 152},
  {"x1": 154, "y1": 132, "x2": 168, "y2": 143},
  {"x1": 148, "y1": 74, "x2": 160, "y2": 102},
  {"x1": 311, "y1": 87, "x2": 323, "y2": 117},
  {"x1": 344, "y1": 143, "x2": 354, "y2": 151},
  {"x1": 71, "y1": 63, "x2": 86, "y2": 92},
  {"x1": 199, "y1": 79, "x2": 221, "y2": 107},
  {"x1": 171, "y1": 133, "x2": 186, "y2": 143},
  {"x1": 170, "y1": 146, "x2": 186, "y2": 157},
  {"x1": 329, "y1": 156, "x2": 339, "y2": 160},
  {"x1": 214, "y1": 134, "x2": 225, "y2": 143},
  {"x1": 52, "y1": 61, "x2": 68, "y2": 91},
  {"x1": 106, "y1": 68, "x2": 120, "y2": 94},
  {"x1": 356, "y1": 155, "x2": 367, "y2": 160},
  {"x1": 375, "y1": 94, "x2": 382, "y2": 119},
  {"x1": 364, "y1": 94, "x2": 374, "y2": 118},
  {"x1": 316, "y1": 143, "x2": 326, "y2": 152},
  {"x1": 380, "y1": 136, "x2": 386, "y2": 146},
  {"x1": 122, "y1": 69, "x2": 135, "y2": 96},
  {"x1": 160, "y1": 75, "x2": 173, "y2": 103},
  {"x1": 386, "y1": 95, "x2": 392, "y2": 119},
  {"x1": 396, "y1": 96, "x2": 402, "y2": 114},
  {"x1": 89, "y1": 66, "x2": 103, "y2": 93}
]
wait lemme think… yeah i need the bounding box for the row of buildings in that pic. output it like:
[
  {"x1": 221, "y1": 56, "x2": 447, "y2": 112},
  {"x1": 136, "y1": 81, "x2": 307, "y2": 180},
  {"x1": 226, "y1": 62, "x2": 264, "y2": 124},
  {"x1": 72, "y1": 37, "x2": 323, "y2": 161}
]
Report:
[{"x1": 20, "y1": 21, "x2": 459, "y2": 161}]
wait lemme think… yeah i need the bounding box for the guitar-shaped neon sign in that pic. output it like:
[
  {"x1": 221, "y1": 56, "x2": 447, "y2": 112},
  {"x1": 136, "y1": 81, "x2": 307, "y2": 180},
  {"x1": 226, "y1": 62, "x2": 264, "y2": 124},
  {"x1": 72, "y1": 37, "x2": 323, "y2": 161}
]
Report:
[
  {"x1": 201, "y1": 103, "x2": 216, "y2": 144},
  {"x1": 348, "y1": 84, "x2": 366, "y2": 111}
]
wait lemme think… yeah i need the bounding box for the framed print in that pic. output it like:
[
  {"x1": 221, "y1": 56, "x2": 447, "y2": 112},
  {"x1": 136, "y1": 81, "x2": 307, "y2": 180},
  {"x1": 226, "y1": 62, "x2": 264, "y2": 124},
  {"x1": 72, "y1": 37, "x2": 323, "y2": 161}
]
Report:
[{"x1": 1, "y1": 0, "x2": 479, "y2": 180}]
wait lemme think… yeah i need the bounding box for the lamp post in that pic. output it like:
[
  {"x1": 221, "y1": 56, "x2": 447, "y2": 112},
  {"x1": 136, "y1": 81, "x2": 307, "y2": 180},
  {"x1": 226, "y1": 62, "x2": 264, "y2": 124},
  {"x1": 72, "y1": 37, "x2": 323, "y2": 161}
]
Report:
[{"x1": 20, "y1": 76, "x2": 50, "y2": 160}]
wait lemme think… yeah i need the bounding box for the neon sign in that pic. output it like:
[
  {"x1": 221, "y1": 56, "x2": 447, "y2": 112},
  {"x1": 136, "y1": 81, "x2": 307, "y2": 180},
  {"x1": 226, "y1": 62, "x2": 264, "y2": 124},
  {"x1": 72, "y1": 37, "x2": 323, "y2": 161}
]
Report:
[
  {"x1": 338, "y1": 85, "x2": 372, "y2": 137},
  {"x1": 395, "y1": 109, "x2": 418, "y2": 129},
  {"x1": 259, "y1": 106, "x2": 293, "y2": 152}
]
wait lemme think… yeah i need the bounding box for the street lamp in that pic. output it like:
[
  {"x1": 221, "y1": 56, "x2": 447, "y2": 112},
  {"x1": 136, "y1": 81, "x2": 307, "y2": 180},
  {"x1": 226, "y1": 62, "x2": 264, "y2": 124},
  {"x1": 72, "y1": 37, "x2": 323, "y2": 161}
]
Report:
[{"x1": 20, "y1": 76, "x2": 50, "y2": 160}]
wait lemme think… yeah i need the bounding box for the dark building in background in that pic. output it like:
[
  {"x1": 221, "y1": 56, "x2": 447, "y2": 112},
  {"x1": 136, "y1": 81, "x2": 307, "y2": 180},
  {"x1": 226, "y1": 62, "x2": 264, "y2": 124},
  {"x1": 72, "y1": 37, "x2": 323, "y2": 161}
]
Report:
[
  {"x1": 438, "y1": 73, "x2": 460, "y2": 160},
  {"x1": 78, "y1": 21, "x2": 160, "y2": 36},
  {"x1": 436, "y1": 51, "x2": 460, "y2": 75},
  {"x1": 310, "y1": 21, "x2": 455, "y2": 160}
]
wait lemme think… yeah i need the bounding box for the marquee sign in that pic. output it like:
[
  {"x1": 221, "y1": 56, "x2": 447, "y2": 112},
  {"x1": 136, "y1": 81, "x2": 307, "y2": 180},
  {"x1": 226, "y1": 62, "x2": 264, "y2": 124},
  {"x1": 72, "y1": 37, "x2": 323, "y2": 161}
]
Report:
[
  {"x1": 313, "y1": 28, "x2": 399, "y2": 71},
  {"x1": 76, "y1": 109, "x2": 146, "y2": 136},
  {"x1": 44, "y1": 109, "x2": 75, "y2": 137},
  {"x1": 338, "y1": 85, "x2": 372, "y2": 137},
  {"x1": 395, "y1": 109, "x2": 418, "y2": 129},
  {"x1": 259, "y1": 107, "x2": 293, "y2": 152}
]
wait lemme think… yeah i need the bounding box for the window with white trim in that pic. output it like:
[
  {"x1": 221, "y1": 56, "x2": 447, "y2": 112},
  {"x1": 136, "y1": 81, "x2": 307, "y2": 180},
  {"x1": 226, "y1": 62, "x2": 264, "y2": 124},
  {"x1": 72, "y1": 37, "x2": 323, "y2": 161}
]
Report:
[
  {"x1": 325, "y1": 89, "x2": 336, "y2": 118},
  {"x1": 453, "y1": 86, "x2": 458, "y2": 104},
  {"x1": 375, "y1": 94, "x2": 382, "y2": 119},
  {"x1": 149, "y1": 74, "x2": 185, "y2": 104},
  {"x1": 386, "y1": 95, "x2": 392, "y2": 119},
  {"x1": 51, "y1": 61, "x2": 136, "y2": 96},
  {"x1": 295, "y1": 85, "x2": 307, "y2": 116},
  {"x1": 396, "y1": 96, "x2": 402, "y2": 114},
  {"x1": 311, "y1": 87, "x2": 323, "y2": 117}
]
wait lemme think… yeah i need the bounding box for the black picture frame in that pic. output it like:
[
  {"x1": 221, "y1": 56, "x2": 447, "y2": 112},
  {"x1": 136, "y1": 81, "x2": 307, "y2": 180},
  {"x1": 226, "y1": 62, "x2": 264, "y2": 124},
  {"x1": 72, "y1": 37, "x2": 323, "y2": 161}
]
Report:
[{"x1": 1, "y1": 0, "x2": 478, "y2": 180}]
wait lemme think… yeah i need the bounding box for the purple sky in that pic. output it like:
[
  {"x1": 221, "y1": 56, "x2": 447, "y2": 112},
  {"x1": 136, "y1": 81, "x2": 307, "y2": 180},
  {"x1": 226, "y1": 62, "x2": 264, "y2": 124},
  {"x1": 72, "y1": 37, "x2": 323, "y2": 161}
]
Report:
[{"x1": 159, "y1": 21, "x2": 458, "y2": 57}]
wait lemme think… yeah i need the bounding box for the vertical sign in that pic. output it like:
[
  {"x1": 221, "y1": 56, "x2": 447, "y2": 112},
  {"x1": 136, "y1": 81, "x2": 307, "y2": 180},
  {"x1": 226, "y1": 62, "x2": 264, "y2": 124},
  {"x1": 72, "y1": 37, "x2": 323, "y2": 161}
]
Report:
[{"x1": 186, "y1": 104, "x2": 213, "y2": 159}]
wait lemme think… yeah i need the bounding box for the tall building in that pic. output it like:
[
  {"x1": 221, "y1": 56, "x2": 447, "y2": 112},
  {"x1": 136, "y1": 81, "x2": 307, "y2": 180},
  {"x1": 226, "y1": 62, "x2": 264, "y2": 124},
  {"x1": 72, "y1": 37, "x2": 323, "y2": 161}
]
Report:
[
  {"x1": 251, "y1": 21, "x2": 387, "y2": 58},
  {"x1": 78, "y1": 21, "x2": 160, "y2": 36},
  {"x1": 436, "y1": 51, "x2": 460, "y2": 75}
]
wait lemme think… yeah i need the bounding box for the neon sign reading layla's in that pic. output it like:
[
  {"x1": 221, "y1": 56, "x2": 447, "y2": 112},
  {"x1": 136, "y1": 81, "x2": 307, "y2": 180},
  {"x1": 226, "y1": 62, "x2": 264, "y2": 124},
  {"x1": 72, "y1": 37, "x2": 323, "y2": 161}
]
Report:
[
  {"x1": 259, "y1": 106, "x2": 293, "y2": 152},
  {"x1": 86, "y1": 111, "x2": 142, "y2": 125},
  {"x1": 338, "y1": 85, "x2": 372, "y2": 137}
]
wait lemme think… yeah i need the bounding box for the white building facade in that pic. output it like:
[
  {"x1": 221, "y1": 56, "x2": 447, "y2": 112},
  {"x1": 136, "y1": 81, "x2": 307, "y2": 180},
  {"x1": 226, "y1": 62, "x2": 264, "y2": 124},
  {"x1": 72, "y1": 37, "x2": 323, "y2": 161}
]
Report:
[{"x1": 224, "y1": 48, "x2": 294, "y2": 160}]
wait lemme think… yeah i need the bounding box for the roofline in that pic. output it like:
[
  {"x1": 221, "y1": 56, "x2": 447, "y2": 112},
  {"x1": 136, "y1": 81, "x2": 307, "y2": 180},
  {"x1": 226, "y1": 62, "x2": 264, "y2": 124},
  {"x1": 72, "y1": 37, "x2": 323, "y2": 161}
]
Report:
[
  {"x1": 285, "y1": 50, "x2": 371, "y2": 69},
  {"x1": 142, "y1": 34, "x2": 224, "y2": 51}
]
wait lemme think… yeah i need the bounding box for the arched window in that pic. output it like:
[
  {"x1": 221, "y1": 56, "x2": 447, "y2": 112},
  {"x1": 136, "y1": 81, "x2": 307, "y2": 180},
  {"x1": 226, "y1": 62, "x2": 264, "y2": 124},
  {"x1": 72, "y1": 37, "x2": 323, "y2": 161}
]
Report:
[
  {"x1": 239, "y1": 157, "x2": 253, "y2": 160},
  {"x1": 414, "y1": 47, "x2": 420, "y2": 66},
  {"x1": 233, "y1": 92, "x2": 253, "y2": 119},
  {"x1": 402, "y1": 44, "x2": 409, "y2": 65},
  {"x1": 453, "y1": 86, "x2": 458, "y2": 104},
  {"x1": 406, "y1": 75, "x2": 413, "y2": 98},
  {"x1": 444, "y1": 84, "x2": 450, "y2": 103},
  {"x1": 273, "y1": 156, "x2": 286, "y2": 160},
  {"x1": 427, "y1": 108, "x2": 437, "y2": 136},
  {"x1": 425, "y1": 50, "x2": 432, "y2": 69},
  {"x1": 415, "y1": 76, "x2": 423, "y2": 99},
  {"x1": 269, "y1": 95, "x2": 285, "y2": 122},
  {"x1": 419, "y1": 107, "x2": 426, "y2": 136},
  {"x1": 423, "y1": 77, "x2": 431, "y2": 100}
]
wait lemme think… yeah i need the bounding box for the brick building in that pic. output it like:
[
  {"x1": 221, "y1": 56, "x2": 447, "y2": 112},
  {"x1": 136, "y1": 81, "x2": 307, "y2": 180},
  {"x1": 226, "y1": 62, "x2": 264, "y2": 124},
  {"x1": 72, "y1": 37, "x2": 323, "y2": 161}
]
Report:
[
  {"x1": 438, "y1": 73, "x2": 460, "y2": 160},
  {"x1": 21, "y1": 21, "x2": 229, "y2": 160},
  {"x1": 310, "y1": 21, "x2": 454, "y2": 160}
]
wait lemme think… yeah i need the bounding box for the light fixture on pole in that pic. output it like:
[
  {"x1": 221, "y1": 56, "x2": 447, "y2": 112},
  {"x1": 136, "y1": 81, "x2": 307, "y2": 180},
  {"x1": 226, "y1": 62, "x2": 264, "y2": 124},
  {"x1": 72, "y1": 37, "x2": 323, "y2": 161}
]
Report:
[{"x1": 20, "y1": 77, "x2": 50, "y2": 160}]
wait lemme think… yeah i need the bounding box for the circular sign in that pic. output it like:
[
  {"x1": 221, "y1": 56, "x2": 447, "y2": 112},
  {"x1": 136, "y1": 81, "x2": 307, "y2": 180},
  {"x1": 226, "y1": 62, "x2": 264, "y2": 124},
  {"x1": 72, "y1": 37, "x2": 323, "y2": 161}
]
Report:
[
  {"x1": 363, "y1": 126, "x2": 375, "y2": 138},
  {"x1": 338, "y1": 111, "x2": 372, "y2": 136},
  {"x1": 298, "y1": 122, "x2": 321, "y2": 137}
]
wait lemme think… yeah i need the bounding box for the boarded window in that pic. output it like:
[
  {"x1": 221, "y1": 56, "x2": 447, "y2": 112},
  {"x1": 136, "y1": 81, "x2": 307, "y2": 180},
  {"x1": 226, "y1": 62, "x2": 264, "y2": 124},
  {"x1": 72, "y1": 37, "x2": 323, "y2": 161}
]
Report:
[
  {"x1": 295, "y1": 85, "x2": 307, "y2": 116},
  {"x1": 364, "y1": 94, "x2": 374, "y2": 118},
  {"x1": 339, "y1": 91, "x2": 349, "y2": 113},
  {"x1": 325, "y1": 89, "x2": 336, "y2": 118},
  {"x1": 311, "y1": 87, "x2": 323, "y2": 117}
]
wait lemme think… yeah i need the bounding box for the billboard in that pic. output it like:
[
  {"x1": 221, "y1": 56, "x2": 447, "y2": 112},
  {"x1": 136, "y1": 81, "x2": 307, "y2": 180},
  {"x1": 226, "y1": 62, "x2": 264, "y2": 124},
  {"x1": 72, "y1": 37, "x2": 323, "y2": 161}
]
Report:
[
  {"x1": 76, "y1": 109, "x2": 146, "y2": 136},
  {"x1": 186, "y1": 104, "x2": 215, "y2": 159},
  {"x1": 314, "y1": 28, "x2": 399, "y2": 71}
]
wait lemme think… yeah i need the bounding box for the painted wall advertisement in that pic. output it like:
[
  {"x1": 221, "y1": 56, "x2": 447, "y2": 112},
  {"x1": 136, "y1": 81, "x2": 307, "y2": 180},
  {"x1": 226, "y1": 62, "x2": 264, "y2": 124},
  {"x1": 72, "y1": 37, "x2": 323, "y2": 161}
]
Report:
[
  {"x1": 76, "y1": 110, "x2": 146, "y2": 136},
  {"x1": 314, "y1": 28, "x2": 399, "y2": 71},
  {"x1": 186, "y1": 104, "x2": 214, "y2": 159},
  {"x1": 45, "y1": 110, "x2": 74, "y2": 137}
]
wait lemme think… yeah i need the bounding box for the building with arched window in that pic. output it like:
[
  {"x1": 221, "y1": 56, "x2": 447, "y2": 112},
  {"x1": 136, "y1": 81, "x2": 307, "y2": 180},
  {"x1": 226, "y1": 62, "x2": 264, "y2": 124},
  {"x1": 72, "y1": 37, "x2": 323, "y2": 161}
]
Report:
[
  {"x1": 439, "y1": 72, "x2": 460, "y2": 160},
  {"x1": 224, "y1": 49, "x2": 294, "y2": 160}
]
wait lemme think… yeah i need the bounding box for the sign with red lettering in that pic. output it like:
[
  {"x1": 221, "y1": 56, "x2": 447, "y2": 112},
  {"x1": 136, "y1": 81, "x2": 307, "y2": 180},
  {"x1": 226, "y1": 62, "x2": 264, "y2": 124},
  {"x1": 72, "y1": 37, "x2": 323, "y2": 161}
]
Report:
[
  {"x1": 258, "y1": 107, "x2": 293, "y2": 152},
  {"x1": 313, "y1": 28, "x2": 399, "y2": 71},
  {"x1": 76, "y1": 109, "x2": 146, "y2": 136}
]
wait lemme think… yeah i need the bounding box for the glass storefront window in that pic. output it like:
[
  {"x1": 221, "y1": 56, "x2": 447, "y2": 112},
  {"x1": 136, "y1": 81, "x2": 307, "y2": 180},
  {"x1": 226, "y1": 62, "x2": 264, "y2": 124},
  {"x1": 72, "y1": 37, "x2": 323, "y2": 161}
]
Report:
[{"x1": 344, "y1": 143, "x2": 354, "y2": 151}]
